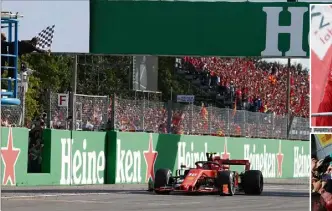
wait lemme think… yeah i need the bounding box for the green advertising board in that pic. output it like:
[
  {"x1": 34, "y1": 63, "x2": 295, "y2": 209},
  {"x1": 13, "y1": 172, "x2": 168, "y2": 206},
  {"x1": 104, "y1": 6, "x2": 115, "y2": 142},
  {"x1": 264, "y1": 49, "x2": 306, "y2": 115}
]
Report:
[
  {"x1": 1, "y1": 129, "x2": 309, "y2": 186},
  {"x1": 1, "y1": 127, "x2": 29, "y2": 186},
  {"x1": 43, "y1": 130, "x2": 107, "y2": 186},
  {"x1": 109, "y1": 132, "x2": 310, "y2": 184},
  {"x1": 0, "y1": 129, "x2": 108, "y2": 186},
  {"x1": 90, "y1": 1, "x2": 309, "y2": 57}
]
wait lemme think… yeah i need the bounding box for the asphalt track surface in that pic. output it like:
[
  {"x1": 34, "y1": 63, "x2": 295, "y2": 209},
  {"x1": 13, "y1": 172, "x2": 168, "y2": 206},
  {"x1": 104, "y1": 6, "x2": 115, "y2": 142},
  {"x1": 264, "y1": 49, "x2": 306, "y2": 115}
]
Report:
[{"x1": 2, "y1": 183, "x2": 309, "y2": 211}]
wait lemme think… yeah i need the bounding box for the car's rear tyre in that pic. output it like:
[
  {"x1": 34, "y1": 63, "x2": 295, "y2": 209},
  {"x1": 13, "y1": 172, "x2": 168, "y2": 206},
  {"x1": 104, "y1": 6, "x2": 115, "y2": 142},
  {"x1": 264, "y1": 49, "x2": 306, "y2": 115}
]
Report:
[
  {"x1": 242, "y1": 170, "x2": 263, "y2": 195},
  {"x1": 154, "y1": 168, "x2": 172, "y2": 195},
  {"x1": 216, "y1": 171, "x2": 235, "y2": 196}
]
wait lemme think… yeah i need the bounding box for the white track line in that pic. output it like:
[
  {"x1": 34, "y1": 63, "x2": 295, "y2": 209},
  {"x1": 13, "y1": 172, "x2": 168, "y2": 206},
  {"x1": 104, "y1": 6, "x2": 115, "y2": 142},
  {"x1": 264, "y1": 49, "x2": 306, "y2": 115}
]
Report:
[
  {"x1": 7, "y1": 198, "x2": 114, "y2": 204},
  {"x1": 2, "y1": 193, "x2": 111, "y2": 199},
  {"x1": 7, "y1": 198, "x2": 200, "y2": 206}
]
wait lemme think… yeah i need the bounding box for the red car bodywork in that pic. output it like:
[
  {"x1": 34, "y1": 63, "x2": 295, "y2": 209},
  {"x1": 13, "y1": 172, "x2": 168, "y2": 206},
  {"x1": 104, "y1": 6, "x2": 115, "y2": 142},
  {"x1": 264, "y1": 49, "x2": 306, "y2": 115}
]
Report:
[{"x1": 155, "y1": 156, "x2": 250, "y2": 193}]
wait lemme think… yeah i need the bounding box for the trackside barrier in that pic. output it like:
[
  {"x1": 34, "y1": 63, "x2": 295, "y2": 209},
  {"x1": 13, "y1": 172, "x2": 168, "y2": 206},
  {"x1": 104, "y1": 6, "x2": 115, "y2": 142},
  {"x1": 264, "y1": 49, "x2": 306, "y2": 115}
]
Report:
[
  {"x1": 311, "y1": 112, "x2": 332, "y2": 117},
  {"x1": 1, "y1": 128, "x2": 309, "y2": 186}
]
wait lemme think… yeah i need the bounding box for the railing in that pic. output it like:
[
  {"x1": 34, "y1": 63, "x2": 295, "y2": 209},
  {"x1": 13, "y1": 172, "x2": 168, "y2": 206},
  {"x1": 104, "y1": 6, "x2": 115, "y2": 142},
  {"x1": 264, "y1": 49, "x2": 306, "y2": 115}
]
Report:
[
  {"x1": 112, "y1": 95, "x2": 310, "y2": 140},
  {"x1": 8, "y1": 91, "x2": 309, "y2": 140}
]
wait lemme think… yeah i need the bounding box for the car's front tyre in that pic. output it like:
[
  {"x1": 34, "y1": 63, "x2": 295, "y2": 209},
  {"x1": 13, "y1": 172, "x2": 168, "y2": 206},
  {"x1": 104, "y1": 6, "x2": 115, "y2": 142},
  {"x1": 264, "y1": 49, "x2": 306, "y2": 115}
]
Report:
[
  {"x1": 154, "y1": 168, "x2": 172, "y2": 195},
  {"x1": 216, "y1": 171, "x2": 236, "y2": 196}
]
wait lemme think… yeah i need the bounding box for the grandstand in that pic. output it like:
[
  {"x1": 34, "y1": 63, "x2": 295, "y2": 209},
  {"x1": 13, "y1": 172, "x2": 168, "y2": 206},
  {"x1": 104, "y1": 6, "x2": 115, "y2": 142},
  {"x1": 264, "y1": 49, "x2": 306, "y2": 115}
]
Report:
[
  {"x1": 118, "y1": 57, "x2": 309, "y2": 140},
  {"x1": 177, "y1": 57, "x2": 309, "y2": 118}
]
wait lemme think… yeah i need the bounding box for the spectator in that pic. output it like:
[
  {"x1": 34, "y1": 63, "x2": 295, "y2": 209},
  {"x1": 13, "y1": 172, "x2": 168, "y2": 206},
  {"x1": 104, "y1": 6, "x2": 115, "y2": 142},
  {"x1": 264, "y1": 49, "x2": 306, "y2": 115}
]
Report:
[{"x1": 183, "y1": 57, "x2": 309, "y2": 118}]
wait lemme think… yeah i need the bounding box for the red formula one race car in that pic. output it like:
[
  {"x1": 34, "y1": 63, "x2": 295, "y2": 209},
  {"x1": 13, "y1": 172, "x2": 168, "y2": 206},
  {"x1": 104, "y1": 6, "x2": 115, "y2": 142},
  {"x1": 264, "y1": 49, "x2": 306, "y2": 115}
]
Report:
[{"x1": 150, "y1": 152, "x2": 263, "y2": 196}]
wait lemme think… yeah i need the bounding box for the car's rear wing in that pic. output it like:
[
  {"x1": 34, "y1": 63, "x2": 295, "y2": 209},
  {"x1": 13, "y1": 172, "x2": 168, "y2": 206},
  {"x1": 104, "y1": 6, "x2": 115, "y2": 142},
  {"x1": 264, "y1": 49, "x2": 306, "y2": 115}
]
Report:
[{"x1": 219, "y1": 159, "x2": 250, "y2": 171}]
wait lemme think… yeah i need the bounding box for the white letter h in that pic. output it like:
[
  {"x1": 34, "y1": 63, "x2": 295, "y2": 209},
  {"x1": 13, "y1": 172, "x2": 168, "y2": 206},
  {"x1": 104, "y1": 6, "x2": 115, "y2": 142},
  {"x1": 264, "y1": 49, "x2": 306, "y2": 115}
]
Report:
[{"x1": 261, "y1": 7, "x2": 308, "y2": 57}]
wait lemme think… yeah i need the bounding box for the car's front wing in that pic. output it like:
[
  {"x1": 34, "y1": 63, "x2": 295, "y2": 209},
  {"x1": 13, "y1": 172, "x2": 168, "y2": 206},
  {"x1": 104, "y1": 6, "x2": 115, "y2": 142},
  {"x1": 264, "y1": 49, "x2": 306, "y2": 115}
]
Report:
[{"x1": 155, "y1": 185, "x2": 220, "y2": 193}]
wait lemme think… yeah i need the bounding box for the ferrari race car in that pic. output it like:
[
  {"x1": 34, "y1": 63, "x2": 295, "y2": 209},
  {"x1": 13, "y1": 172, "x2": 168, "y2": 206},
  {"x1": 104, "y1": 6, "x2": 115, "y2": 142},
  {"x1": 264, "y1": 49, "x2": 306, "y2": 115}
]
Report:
[{"x1": 149, "y1": 152, "x2": 263, "y2": 196}]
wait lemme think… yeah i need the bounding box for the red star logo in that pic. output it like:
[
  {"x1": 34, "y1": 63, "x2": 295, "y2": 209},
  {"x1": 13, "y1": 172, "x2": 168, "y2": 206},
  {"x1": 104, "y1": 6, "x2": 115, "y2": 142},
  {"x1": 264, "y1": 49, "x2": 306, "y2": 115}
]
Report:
[
  {"x1": 276, "y1": 140, "x2": 284, "y2": 177},
  {"x1": 143, "y1": 134, "x2": 158, "y2": 183},
  {"x1": 1, "y1": 127, "x2": 21, "y2": 185},
  {"x1": 221, "y1": 139, "x2": 230, "y2": 160}
]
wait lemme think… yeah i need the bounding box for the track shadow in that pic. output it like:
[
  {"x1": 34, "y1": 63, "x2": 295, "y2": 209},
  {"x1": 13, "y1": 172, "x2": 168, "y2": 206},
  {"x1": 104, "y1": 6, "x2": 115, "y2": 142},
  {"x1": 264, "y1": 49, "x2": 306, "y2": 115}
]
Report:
[{"x1": 2, "y1": 189, "x2": 309, "y2": 198}]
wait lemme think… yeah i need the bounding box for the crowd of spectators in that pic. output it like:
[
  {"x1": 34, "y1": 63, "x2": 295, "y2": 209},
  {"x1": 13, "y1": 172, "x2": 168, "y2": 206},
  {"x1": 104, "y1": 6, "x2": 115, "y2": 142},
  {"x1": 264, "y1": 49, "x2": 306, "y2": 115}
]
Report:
[
  {"x1": 110, "y1": 57, "x2": 308, "y2": 139},
  {"x1": 112, "y1": 99, "x2": 289, "y2": 139},
  {"x1": 312, "y1": 153, "x2": 332, "y2": 211},
  {"x1": 1, "y1": 57, "x2": 309, "y2": 139},
  {"x1": 182, "y1": 57, "x2": 309, "y2": 118}
]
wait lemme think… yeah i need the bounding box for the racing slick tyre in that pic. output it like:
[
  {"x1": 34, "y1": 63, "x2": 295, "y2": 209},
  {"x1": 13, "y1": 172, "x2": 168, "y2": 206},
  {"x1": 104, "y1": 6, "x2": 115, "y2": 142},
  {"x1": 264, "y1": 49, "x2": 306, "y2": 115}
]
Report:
[
  {"x1": 242, "y1": 170, "x2": 263, "y2": 195},
  {"x1": 216, "y1": 171, "x2": 236, "y2": 196},
  {"x1": 154, "y1": 168, "x2": 172, "y2": 195}
]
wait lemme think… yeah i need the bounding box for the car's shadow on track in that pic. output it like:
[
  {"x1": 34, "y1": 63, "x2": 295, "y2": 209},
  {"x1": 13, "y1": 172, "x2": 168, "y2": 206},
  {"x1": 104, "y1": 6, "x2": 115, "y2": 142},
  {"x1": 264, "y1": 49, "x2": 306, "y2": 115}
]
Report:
[
  {"x1": 2, "y1": 189, "x2": 309, "y2": 198},
  {"x1": 131, "y1": 191, "x2": 309, "y2": 198}
]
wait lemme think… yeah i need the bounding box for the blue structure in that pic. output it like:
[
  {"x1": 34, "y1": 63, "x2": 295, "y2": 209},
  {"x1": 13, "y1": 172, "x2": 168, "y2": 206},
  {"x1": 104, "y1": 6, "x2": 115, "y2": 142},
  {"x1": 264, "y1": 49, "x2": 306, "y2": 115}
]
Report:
[{"x1": 1, "y1": 13, "x2": 21, "y2": 106}]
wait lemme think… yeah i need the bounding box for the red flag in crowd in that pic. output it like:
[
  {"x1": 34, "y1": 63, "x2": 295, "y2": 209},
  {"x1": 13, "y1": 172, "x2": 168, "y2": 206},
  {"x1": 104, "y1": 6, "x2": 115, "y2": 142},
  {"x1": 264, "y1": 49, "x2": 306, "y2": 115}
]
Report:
[
  {"x1": 200, "y1": 104, "x2": 208, "y2": 130},
  {"x1": 200, "y1": 104, "x2": 208, "y2": 120}
]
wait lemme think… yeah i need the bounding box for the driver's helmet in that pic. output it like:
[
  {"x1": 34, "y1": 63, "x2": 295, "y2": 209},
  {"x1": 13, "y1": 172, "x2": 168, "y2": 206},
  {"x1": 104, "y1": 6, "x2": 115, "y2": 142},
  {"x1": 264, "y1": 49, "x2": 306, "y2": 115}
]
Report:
[{"x1": 203, "y1": 163, "x2": 210, "y2": 169}]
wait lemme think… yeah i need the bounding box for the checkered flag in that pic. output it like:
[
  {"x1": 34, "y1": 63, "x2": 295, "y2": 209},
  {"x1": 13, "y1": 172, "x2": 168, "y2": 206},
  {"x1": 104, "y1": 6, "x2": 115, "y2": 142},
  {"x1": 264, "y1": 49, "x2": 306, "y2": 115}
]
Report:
[{"x1": 35, "y1": 25, "x2": 55, "y2": 50}]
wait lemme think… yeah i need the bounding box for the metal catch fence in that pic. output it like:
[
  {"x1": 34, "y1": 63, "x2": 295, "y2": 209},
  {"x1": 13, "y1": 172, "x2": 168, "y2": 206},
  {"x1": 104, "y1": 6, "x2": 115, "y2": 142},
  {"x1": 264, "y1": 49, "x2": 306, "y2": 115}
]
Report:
[
  {"x1": 46, "y1": 92, "x2": 309, "y2": 140},
  {"x1": 49, "y1": 92, "x2": 109, "y2": 130},
  {"x1": 1, "y1": 91, "x2": 24, "y2": 127},
  {"x1": 113, "y1": 90, "x2": 164, "y2": 132},
  {"x1": 75, "y1": 94, "x2": 109, "y2": 130},
  {"x1": 113, "y1": 99, "x2": 310, "y2": 140}
]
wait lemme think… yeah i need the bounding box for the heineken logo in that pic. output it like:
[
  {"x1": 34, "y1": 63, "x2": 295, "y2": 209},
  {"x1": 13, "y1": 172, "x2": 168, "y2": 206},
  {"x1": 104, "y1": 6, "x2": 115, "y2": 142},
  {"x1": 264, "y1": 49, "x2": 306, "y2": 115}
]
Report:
[
  {"x1": 116, "y1": 133, "x2": 158, "y2": 183},
  {"x1": 143, "y1": 134, "x2": 158, "y2": 182},
  {"x1": 114, "y1": 134, "x2": 310, "y2": 183},
  {"x1": 60, "y1": 138, "x2": 105, "y2": 185},
  {"x1": 177, "y1": 140, "x2": 230, "y2": 169},
  {"x1": 244, "y1": 140, "x2": 283, "y2": 178},
  {"x1": 293, "y1": 146, "x2": 310, "y2": 178},
  {"x1": 116, "y1": 137, "x2": 233, "y2": 183},
  {"x1": 221, "y1": 140, "x2": 230, "y2": 160}
]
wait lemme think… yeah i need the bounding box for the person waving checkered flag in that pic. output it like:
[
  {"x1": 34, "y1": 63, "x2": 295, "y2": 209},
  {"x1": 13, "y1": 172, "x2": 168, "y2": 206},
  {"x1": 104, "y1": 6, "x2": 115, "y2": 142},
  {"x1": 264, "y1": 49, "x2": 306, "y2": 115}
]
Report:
[{"x1": 35, "y1": 25, "x2": 55, "y2": 50}]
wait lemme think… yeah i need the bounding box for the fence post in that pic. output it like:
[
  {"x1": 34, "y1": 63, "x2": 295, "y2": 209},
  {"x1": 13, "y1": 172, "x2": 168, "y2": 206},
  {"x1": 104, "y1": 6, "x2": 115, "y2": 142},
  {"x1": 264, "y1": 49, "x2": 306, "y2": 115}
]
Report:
[
  {"x1": 227, "y1": 108, "x2": 230, "y2": 136},
  {"x1": 110, "y1": 94, "x2": 116, "y2": 130},
  {"x1": 287, "y1": 115, "x2": 294, "y2": 140},
  {"x1": 189, "y1": 103, "x2": 193, "y2": 134},
  {"x1": 46, "y1": 89, "x2": 52, "y2": 128},
  {"x1": 167, "y1": 100, "x2": 172, "y2": 133},
  {"x1": 69, "y1": 55, "x2": 78, "y2": 130},
  {"x1": 142, "y1": 95, "x2": 146, "y2": 131}
]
